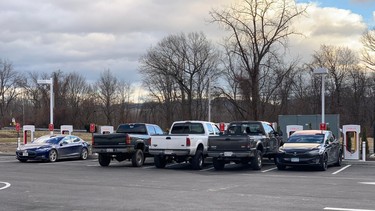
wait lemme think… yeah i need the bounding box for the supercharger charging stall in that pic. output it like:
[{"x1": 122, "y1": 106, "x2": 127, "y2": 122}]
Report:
[
  {"x1": 343, "y1": 125, "x2": 361, "y2": 160},
  {"x1": 23, "y1": 125, "x2": 35, "y2": 144},
  {"x1": 99, "y1": 126, "x2": 114, "y2": 134},
  {"x1": 286, "y1": 125, "x2": 303, "y2": 138},
  {"x1": 61, "y1": 125, "x2": 73, "y2": 135}
]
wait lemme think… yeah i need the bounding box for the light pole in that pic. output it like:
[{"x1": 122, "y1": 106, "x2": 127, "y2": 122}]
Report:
[
  {"x1": 37, "y1": 78, "x2": 54, "y2": 135},
  {"x1": 313, "y1": 68, "x2": 328, "y2": 129}
]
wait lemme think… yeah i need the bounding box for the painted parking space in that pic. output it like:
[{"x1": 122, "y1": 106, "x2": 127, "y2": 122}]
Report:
[{"x1": 0, "y1": 182, "x2": 11, "y2": 191}]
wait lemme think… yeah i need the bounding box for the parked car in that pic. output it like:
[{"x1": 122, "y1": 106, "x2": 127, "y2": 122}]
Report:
[
  {"x1": 276, "y1": 130, "x2": 342, "y2": 171},
  {"x1": 16, "y1": 135, "x2": 90, "y2": 162}
]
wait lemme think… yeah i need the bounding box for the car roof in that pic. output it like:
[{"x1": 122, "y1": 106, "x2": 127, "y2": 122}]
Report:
[{"x1": 291, "y1": 130, "x2": 330, "y2": 136}]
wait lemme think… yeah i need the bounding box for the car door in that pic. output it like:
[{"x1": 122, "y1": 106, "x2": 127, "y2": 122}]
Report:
[
  {"x1": 324, "y1": 134, "x2": 334, "y2": 163},
  {"x1": 58, "y1": 136, "x2": 72, "y2": 158},
  {"x1": 329, "y1": 133, "x2": 339, "y2": 163},
  {"x1": 262, "y1": 123, "x2": 277, "y2": 154},
  {"x1": 70, "y1": 136, "x2": 83, "y2": 157}
]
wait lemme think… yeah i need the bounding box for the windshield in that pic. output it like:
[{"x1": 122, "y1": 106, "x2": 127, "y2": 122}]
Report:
[
  {"x1": 32, "y1": 136, "x2": 64, "y2": 144},
  {"x1": 227, "y1": 123, "x2": 263, "y2": 135},
  {"x1": 287, "y1": 134, "x2": 324, "y2": 143}
]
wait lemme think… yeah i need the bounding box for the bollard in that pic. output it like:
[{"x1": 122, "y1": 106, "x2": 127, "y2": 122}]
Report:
[{"x1": 362, "y1": 141, "x2": 366, "y2": 161}]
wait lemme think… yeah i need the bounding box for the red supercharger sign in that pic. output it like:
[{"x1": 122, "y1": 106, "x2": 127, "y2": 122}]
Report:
[
  {"x1": 319, "y1": 123, "x2": 327, "y2": 130},
  {"x1": 48, "y1": 123, "x2": 54, "y2": 131}
]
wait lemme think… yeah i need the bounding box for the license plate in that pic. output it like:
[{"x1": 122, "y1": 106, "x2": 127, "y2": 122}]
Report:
[
  {"x1": 291, "y1": 157, "x2": 299, "y2": 162},
  {"x1": 164, "y1": 150, "x2": 172, "y2": 155},
  {"x1": 224, "y1": 152, "x2": 233, "y2": 156},
  {"x1": 23, "y1": 151, "x2": 28, "y2": 156},
  {"x1": 106, "y1": 149, "x2": 113, "y2": 152}
]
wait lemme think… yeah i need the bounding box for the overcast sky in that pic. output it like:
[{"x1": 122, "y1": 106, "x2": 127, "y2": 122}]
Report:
[{"x1": 1, "y1": 0, "x2": 374, "y2": 88}]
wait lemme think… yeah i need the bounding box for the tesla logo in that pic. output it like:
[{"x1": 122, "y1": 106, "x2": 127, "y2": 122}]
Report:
[{"x1": 293, "y1": 152, "x2": 297, "y2": 156}]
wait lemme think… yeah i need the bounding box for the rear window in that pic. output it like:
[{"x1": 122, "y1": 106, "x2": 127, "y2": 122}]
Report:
[
  {"x1": 227, "y1": 123, "x2": 263, "y2": 135},
  {"x1": 117, "y1": 124, "x2": 147, "y2": 134},
  {"x1": 171, "y1": 123, "x2": 205, "y2": 134}
]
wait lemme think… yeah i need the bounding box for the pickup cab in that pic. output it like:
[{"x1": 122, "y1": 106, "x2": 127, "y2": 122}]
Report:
[
  {"x1": 92, "y1": 123, "x2": 164, "y2": 167},
  {"x1": 149, "y1": 121, "x2": 220, "y2": 170},
  {"x1": 207, "y1": 121, "x2": 283, "y2": 170}
]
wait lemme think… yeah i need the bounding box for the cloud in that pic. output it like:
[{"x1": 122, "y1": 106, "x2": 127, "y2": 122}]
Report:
[{"x1": 0, "y1": 0, "x2": 370, "y2": 86}]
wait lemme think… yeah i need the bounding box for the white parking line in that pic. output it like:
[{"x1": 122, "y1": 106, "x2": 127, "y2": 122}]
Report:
[
  {"x1": 262, "y1": 167, "x2": 277, "y2": 173},
  {"x1": 359, "y1": 182, "x2": 375, "y2": 185},
  {"x1": 332, "y1": 165, "x2": 351, "y2": 175},
  {"x1": 200, "y1": 167, "x2": 214, "y2": 171},
  {"x1": 0, "y1": 182, "x2": 11, "y2": 190},
  {"x1": 142, "y1": 165, "x2": 156, "y2": 169},
  {"x1": 324, "y1": 207, "x2": 375, "y2": 211}
]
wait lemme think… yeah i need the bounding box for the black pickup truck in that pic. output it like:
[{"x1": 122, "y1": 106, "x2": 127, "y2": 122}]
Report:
[
  {"x1": 207, "y1": 121, "x2": 283, "y2": 170},
  {"x1": 92, "y1": 123, "x2": 164, "y2": 167}
]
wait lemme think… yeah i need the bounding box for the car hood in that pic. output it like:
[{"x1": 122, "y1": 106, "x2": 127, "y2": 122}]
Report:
[
  {"x1": 282, "y1": 143, "x2": 321, "y2": 151},
  {"x1": 19, "y1": 143, "x2": 53, "y2": 150}
]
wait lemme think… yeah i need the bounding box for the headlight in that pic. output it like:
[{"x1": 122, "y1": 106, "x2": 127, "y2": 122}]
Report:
[
  {"x1": 278, "y1": 146, "x2": 285, "y2": 153},
  {"x1": 37, "y1": 146, "x2": 51, "y2": 151},
  {"x1": 310, "y1": 146, "x2": 324, "y2": 155}
]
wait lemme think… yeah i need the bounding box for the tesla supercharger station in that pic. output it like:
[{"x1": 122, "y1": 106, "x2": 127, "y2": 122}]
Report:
[
  {"x1": 61, "y1": 125, "x2": 73, "y2": 135},
  {"x1": 23, "y1": 125, "x2": 35, "y2": 144},
  {"x1": 343, "y1": 125, "x2": 361, "y2": 160},
  {"x1": 99, "y1": 126, "x2": 114, "y2": 134},
  {"x1": 286, "y1": 125, "x2": 303, "y2": 138}
]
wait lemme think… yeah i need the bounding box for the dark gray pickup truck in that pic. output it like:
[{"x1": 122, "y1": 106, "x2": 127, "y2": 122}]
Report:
[
  {"x1": 92, "y1": 123, "x2": 164, "y2": 167},
  {"x1": 207, "y1": 121, "x2": 283, "y2": 170}
]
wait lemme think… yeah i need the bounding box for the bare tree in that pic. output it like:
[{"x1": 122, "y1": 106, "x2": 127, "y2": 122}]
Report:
[
  {"x1": 210, "y1": 0, "x2": 306, "y2": 120},
  {"x1": 0, "y1": 59, "x2": 25, "y2": 127},
  {"x1": 309, "y1": 45, "x2": 358, "y2": 114},
  {"x1": 95, "y1": 69, "x2": 118, "y2": 125},
  {"x1": 139, "y1": 32, "x2": 220, "y2": 121},
  {"x1": 361, "y1": 28, "x2": 375, "y2": 71}
]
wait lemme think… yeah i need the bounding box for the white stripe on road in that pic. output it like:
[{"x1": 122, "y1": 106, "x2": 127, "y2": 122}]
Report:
[
  {"x1": 324, "y1": 207, "x2": 375, "y2": 211},
  {"x1": 359, "y1": 182, "x2": 375, "y2": 185},
  {"x1": 0, "y1": 182, "x2": 11, "y2": 190},
  {"x1": 262, "y1": 167, "x2": 277, "y2": 173},
  {"x1": 332, "y1": 165, "x2": 351, "y2": 175},
  {"x1": 200, "y1": 167, "x2": 214, "y2": 171}
]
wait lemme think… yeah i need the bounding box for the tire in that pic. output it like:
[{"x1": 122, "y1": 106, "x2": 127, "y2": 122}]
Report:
[
  {"x1": 80, "y1": 148, "x2": 88, "y2": 160},
  {"x1": 18, "y1": 158, "x2": 27, "y2": 163},
  {"x1": 213, "y1": 158, "x2": 225, "y2": 170},
  {"x1": 276, "y1": 164, "x2": 286, "y2": 170},
  {"x1": 48, "y1": 149, "x2": 58, "y2": 162},
  {"x1": 154, "y1": 155, "x2": 166, "y2": 168},
  {"x1": 98, "y1": 154, "x2": 111, "y2": 167},
  {"x1": 334, "y1": 150, "x2": 342, "y2": 166},
  {"x1": 319, "y1": 154, "x2": 328, "y2": 171},
  {"x1": 132, "y1": 149, "x2": 144, "y2": 167},
  {"x1": 191, "y1": 149, "x2": 204, "y2": 170},
  {"x1": 251, "y1": 150, "x2": 262, "y2": 170}
]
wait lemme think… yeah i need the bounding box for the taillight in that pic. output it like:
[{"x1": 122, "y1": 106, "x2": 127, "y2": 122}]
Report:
[
  {"x1": 186, "y1": 137, "x2": 191, "y2": 147},
  {"x1": 148, "y1": 138, "x2": 151, "y2": 145},
  {"x1": 125, "y1": 135, "x2": 131, "y2": 145}
]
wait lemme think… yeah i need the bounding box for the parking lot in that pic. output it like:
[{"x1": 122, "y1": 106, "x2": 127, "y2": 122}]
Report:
[{"x1": 0, "y1": 155, "x2": 374, "y2": 211}]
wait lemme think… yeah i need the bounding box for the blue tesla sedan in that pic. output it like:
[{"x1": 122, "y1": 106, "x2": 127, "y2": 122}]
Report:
[{"x1": 16, "y1": 135, "x2": 90, "y2": 162}]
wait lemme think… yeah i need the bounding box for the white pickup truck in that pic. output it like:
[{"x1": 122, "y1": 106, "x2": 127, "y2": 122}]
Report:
[{"x1": 149, "y1": 121, "x2": 220, "y2": 170}]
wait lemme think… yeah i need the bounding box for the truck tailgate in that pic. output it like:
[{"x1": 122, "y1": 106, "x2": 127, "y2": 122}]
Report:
[
  {"x1": 208, "y1": 135, "x2": 250, "y2": 151},
  {"x1": 150, "y1": 135, "x2": 189, "y2": 150},
  {"x1": 93, "y1": 133, "x2": 127, "y2": 147}
]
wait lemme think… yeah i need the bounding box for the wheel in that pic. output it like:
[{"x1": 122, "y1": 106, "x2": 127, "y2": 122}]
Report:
[
  {"x1": 213, "y1": 158, "x2": 225, "y2": 170},
  {"x1": 277, "y1": 164, "x2": 286, "y2": 170},
  {"x1": 80, "y1": 148, "x2": 88, "y2": 160},
  {"x1": 132, "y1": 149, "x2": 144, "y2": 167},
  {"x1": 319, "y1": 154, "x2": 328, "y2": 171},
  {"x1": 334, "y1": 150, "x2": 342, "y2": 166},
  {"x1": 251, "y1": 150, "x2": 262, "y2": 170},
  {"x1": 154, "y1": 155, "x2": 166, "y2": 168},
  {"x1": 18, "y1": 158, "x2": 27, "y2": 163},
  {"x1": 191, "y1": 149, "x2": 204, "y2": 170},
  {"x1": 98, "y1": 154, "x2": 111, "y2": 167},
  {"x1": 48, "y1": 149, "x2": 58, "y2": 162}
]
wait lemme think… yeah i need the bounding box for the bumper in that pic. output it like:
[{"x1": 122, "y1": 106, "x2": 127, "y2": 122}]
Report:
[
  {"x1": 148, "y1": 149, "x2": 190, "y2": 156},
  {"x1": 92, "y1": 147, "x2": 135, "y2": 154},
  {"x1": 16, "y1": 150, "x2": 49, "y2": 161},
  {"x1": 276, "y1": 154, "x2": 322, "y2": 166},
  {"x1": 208, "y1": 149, "x2": 256, "y2": 160}
]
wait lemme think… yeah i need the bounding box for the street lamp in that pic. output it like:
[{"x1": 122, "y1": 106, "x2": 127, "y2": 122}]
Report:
[
  {"x1": 37, "y1": 78, "x2": 54, "y2": 135},
  {"x1": 313, "y1": 68, "x2": 328, "y2": 130}
]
